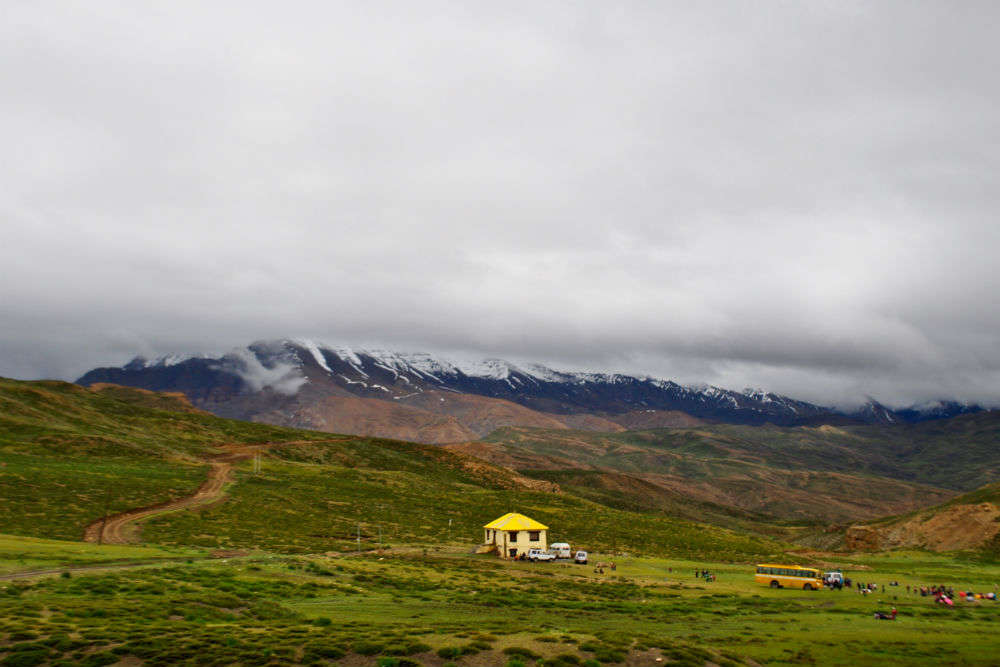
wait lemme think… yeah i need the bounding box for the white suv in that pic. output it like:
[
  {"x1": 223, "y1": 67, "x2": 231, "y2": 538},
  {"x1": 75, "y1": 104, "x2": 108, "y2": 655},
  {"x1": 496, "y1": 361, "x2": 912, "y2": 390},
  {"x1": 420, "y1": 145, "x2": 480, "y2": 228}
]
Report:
[{"x1": 528, "y1": 548, "x2": 556, "y2": 562}]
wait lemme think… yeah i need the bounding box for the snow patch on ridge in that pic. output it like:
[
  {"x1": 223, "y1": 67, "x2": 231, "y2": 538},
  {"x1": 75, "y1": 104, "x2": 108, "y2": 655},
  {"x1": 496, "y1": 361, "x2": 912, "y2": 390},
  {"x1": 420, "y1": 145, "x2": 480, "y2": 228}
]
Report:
[
  {"x1": 294, "y1": 338, "x2": 333, "y2": 374},
  {"x1": 361, "y1": 349, "x2": 459, "y2": 380},
  {"x1": 326, "y1": 346, "x2": 369, "y2": 378},
  {"x1": 521, "y1": 363, "x2": 577, "y2": 383},
  {"x1": 457, "y1": 358, "x2": 520, "y2": 380},
  {"x1": 138, "y1": 353, "x2": 205, "y2": 368}
]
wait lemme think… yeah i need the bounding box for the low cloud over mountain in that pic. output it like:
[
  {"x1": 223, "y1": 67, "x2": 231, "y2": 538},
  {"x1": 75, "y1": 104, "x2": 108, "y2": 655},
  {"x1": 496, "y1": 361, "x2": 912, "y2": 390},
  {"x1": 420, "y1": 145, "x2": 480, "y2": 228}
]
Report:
[{"x1": 4, "y1": 3, "x2": 1000, "y2": 407}]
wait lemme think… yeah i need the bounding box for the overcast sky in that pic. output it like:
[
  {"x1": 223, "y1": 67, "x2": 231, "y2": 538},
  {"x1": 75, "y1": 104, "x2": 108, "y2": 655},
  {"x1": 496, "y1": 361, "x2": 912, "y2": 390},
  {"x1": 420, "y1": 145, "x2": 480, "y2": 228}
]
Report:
[{"x1": 3, "y1": 1, "x2": 999, "y2": 407}]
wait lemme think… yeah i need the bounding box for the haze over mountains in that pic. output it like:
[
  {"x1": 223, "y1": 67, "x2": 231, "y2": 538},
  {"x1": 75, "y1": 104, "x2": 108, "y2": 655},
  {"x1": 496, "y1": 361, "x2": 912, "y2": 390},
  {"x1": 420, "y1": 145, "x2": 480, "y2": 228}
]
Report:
[{"x1": 76, "y1": 339, "x2": 985, "y2": 444}]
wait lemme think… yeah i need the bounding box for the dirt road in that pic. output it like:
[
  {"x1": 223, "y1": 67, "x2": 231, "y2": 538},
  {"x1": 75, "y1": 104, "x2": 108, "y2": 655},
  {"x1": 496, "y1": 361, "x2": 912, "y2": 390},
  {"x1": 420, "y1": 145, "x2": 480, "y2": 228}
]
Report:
[
  {"x1": 79, "y1": 441, "x2": 335, "y2": 545},
  {"x1": 83, "y1": 460, "x2": 234, "y2": 545}
]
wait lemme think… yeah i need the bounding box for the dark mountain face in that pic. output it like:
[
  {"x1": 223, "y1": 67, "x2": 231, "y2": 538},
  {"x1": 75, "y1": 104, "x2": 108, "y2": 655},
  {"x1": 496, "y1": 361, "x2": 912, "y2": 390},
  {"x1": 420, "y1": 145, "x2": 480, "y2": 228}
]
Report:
[
  {"x1": 75, "y1": 339, "x2": 984, "y2": 433},
  {"x1": 847, "y1": 398, "x2": 983, "y2": 425}
]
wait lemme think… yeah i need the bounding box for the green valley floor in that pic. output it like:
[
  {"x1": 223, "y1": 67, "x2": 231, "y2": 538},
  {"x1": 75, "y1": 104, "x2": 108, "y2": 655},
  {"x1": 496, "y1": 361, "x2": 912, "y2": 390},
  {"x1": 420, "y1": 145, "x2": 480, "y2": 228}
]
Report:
[{"x1": 2, "y1": 536, "x2": 1000, "y2": 667}]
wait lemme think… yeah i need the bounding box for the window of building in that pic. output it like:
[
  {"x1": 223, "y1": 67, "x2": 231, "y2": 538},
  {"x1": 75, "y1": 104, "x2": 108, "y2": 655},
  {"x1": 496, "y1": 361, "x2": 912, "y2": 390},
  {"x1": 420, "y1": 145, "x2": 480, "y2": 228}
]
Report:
[
  {"x1": 529, "y1": 531, "x2": 540, "y2": 541},
  {"x1": 509, "y1": 531, "x2": 518, "y2": 543}
]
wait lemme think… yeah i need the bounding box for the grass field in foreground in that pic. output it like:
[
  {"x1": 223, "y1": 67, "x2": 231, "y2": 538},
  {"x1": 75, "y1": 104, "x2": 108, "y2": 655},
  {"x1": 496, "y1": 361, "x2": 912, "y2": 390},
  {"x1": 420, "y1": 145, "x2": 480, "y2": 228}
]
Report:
[
  {"x1": 0, "y1": 534, "x2": 207, "y2": 576},
  {"x1": 2, "y1": 536, "x2": 1000, "y2": 667}
]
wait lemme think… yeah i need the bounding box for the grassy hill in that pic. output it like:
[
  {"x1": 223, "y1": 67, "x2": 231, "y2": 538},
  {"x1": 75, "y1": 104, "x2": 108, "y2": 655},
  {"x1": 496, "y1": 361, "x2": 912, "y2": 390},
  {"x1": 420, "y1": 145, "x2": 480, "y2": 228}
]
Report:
[
  {"x1": 0, "y1": 378, "x2": 782, "y2": 561},
  {"x1": 473, "y1": 426, "x2": 960, "y2": 523}
]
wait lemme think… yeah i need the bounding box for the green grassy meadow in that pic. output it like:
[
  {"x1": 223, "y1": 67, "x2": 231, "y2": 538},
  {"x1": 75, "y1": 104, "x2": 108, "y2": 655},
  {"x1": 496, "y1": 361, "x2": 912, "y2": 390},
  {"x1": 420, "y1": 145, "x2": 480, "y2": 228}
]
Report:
[
  {"x1": 3, "y1": 537, "x2": 1000, "y2": 667},
  {"x1": 0, "y1": 534, "x2": 206, "y2": 576}
]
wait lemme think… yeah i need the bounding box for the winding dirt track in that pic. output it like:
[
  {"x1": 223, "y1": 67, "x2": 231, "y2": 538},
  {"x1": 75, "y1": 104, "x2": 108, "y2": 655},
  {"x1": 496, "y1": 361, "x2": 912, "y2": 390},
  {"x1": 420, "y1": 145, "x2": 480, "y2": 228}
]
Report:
[
  {"x1": 80, "y1": 441, "x2": 339, "y2": 545},
  {"x1": 83, "y1": 460, "x2": 236, "y2": 545}
]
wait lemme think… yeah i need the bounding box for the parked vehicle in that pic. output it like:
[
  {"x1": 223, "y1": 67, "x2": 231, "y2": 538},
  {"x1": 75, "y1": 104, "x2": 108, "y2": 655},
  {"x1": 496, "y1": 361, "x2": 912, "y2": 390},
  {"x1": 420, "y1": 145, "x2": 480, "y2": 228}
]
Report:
[
  {"x1": 550, "y1": 542, "x2": 571, "y2": 559},
  {"x1": 824, "y1": 571, "x2": 844, "y2": 585},
  {"x1": 574, "y1": 550, "x2": 588, "y2": 564},
  {"x1": 755, "y1": 564, "x2": 823, "y2": 590},
  {"x1": 528, "y1": 548, "x2": 556, "y2": 562}
]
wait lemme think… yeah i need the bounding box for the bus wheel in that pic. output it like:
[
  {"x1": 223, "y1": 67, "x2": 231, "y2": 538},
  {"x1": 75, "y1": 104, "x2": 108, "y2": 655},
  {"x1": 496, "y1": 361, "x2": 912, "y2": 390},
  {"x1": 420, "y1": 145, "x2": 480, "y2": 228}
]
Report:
[
  {"x1": 803, "y1": 583, "x2": 813, "y2": 591},
  {"x1": 770, "y1": 581, "x2": 780, "y2": 589}
]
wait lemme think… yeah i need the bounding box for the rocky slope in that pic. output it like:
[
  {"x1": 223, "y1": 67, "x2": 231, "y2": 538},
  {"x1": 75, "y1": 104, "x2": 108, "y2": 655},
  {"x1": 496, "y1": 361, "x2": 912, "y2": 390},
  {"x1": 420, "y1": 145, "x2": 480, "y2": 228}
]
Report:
[{"x1": 846, "y1": 483, "x2": 1000, "y2": 553}]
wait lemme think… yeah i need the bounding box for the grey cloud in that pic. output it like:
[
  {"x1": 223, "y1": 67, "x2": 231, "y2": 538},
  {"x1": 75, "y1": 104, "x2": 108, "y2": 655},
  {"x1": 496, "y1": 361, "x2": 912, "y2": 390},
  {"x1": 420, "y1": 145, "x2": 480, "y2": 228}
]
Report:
[{"x1": 2, "y1": 1, "x2": 1000, "y2": 408}]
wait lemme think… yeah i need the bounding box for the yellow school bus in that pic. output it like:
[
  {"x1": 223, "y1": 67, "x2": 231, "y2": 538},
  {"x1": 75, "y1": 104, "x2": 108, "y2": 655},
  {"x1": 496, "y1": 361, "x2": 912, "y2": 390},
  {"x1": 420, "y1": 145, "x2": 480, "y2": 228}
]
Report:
[{"x1": 755, "y1": 564, "x2": 823, "y2": 590}]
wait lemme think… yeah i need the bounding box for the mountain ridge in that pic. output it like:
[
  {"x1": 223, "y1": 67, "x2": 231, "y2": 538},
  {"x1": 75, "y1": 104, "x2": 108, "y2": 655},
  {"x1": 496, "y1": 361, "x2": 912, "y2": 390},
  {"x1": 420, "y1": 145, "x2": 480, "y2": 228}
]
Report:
[{"x1": 75, "y1": 338, "x2": 987, "y2": 443}]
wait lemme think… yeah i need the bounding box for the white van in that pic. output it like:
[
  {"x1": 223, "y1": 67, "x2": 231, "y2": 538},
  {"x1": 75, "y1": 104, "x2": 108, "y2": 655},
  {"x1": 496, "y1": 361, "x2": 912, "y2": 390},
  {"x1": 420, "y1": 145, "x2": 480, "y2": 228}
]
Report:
[{"x1": 550, "y1": 542, "x2": 571, "y2": 559}]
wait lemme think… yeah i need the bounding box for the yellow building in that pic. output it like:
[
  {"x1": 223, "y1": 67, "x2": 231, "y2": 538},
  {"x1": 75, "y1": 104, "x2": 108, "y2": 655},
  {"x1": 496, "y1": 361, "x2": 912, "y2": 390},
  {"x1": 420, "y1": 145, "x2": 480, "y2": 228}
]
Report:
[{"x1": 483, "y1": 512, "x2": 548, "y2": 559}]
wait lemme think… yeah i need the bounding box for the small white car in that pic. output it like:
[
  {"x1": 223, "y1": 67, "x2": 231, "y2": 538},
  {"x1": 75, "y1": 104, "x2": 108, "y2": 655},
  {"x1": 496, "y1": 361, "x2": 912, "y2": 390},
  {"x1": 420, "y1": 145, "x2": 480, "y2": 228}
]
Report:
[
  {"x1": 550, "y1": 542, "x2": 571, "y2": 559},
  {"x1": 574, "y1": 550, "x2": 588, "y2": 564},
  {"x1": 528, "y1": 548, "x2": 556, "y2": 562}
]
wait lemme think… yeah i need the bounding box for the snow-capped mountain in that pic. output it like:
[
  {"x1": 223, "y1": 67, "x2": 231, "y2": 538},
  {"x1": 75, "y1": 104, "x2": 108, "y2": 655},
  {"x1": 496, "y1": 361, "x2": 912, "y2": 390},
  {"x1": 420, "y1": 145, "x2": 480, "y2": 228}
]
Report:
[{"x1": 76, "y1": 339, "x2": 983, "y2": 443}]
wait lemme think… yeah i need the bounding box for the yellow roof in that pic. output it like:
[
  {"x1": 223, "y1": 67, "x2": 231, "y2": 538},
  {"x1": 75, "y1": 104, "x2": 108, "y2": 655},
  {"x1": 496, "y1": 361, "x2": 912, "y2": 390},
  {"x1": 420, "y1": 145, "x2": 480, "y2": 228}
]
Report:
[{"x1": 483, "y1": 512, "x2": 548, "y2": 531}]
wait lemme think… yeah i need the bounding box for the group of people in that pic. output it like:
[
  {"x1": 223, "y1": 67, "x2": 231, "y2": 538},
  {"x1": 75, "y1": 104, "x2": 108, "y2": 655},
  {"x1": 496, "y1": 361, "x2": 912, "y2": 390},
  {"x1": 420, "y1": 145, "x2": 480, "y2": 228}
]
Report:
[
  {"x1": 916, "y1": 584, "x2": 953, "y2": 598},
  {"x1": 856, "y1": 581, "x2": 879, "y2": 594},
  {"x1": 694, "y1": 569, "x2": 716, "y2": 582},
  {"x1": 907, "y1": 584, "x2": 998, "y2": 605}
]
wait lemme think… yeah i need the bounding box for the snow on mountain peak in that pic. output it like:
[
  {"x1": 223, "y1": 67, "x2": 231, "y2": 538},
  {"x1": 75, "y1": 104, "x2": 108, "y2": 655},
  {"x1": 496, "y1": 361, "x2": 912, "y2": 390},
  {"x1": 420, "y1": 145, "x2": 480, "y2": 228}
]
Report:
[
  {"x1": 520, "y1": 363, "x2": 575, "y2": 383},
  {"x1": 362, "y1": 349, "x2": 459, "y2": 380},
  {"x1": 457, "y1": 358, "x2": 522, "y2": 380},
  {"x1": 128, "y1": 353, "x2": 207, "y2": 369}
]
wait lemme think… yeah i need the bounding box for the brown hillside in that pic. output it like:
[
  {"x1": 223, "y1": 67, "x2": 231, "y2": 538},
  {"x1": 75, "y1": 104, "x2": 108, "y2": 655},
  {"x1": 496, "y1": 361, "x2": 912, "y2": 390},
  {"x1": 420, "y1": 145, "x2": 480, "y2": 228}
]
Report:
[
  {"x1": 557, "y1": 413, "x2": 628, "y2": 432},
  {"x1": 479, "y1": 427, "x2": 956, "y2": 522},
  {"x1": 394, "y1": 391, "x2": 570, "y2": 436},
  {"x1": 229, "y1": 381, "x2": 658, "y2": 443},
  {"x1": 257, "y1": 394, "x2": 477, "y2": 444},
  {"x1": 847, "y1": 502, "x2": 1000, "y2": 552},
  {"x1": 639, "y1": 469, "x2": 955, "y2": 523},
  {"x1": 610, "y1": 410, "x2": 706, "y2": 429},
  {"x1": 443, "y1": 440, "x2": 592, "y2": 471}
]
